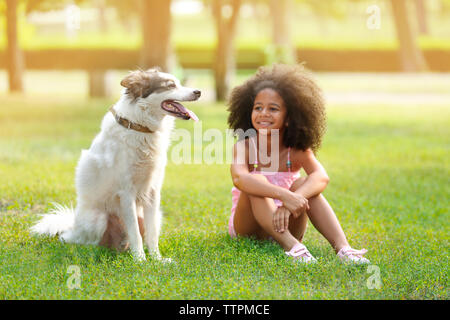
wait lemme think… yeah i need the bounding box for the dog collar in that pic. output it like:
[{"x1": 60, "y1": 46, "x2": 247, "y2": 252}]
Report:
[{"x1": 109, "y1": 107, "x2": 154, "y2": 133}]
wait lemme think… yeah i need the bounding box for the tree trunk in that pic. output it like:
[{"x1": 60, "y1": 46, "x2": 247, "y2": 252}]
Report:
[
  {"x1": 140, "y1": 0, "x2": 173, "y2": 72},
  {"x1": 212, "y1": 0, "x2": 242, "y2": 101},
  {"x1": 214, "y1": 21, "x2": 234, "y2": 102},
  {"x1": 269, "y1": 0, "x2": 295, "y2": 64},
  {"x1": 97, "y1": 0, "x2": 108, "y2": 34},
  {"x1": 89, "y1": 70, "x2": 109, "y2": 98},
  {"x1": 6, "y1": 0, "x2": 24, "y2": 92},
  {"x1": 390, "y1": 0, "x2": 428, "y2": 72},
  {"x1": 414, "y1": 0, "x2": 428, "y2": 35}
]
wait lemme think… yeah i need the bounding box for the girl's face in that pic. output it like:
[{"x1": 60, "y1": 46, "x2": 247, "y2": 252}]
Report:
[{"x1": 251, "y1": 88, "x2": 288, "y2": 135}]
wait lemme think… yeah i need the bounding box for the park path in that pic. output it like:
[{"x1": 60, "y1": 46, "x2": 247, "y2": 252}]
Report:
[
  {"x1": 198, "y1": 89, "x2": 450, "y2": 105},
  {"x1": 203, "y1": 72, "x2": 450, "y2": 105},
  {"x1": 323, "y1": 91, "x2": 450, "y2": 105},
  {"x1": 1, "y1": 71, "x2": 450, "y2": 105}
]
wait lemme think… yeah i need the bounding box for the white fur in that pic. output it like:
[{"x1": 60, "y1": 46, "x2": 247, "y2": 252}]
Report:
[{"x1": 30, "y1": 70, "x2": 200, "y2": 261}]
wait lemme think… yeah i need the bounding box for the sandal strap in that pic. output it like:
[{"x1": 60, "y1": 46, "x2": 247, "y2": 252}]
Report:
[
  {"x1": 339, "y1": 246, "x2": 368, "y2": 258},
  {"x1": 286, "y1": 243, "x2": 313, "y2": 258}
]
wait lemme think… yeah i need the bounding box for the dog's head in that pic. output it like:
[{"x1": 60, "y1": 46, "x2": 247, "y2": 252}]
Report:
[{"x1": 120, "y1": 69, "x2": 200, "y2": 122}]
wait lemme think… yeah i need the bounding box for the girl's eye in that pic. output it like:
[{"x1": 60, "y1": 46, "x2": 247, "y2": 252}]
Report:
[
  {"x1": 270, "y1": 107, "x2": 278, "y2": 112},
  {"x1": 253, "y1": 106, "x2": 262, "y2": 111}
]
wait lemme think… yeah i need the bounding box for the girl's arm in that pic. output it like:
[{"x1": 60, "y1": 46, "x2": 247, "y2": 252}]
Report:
[
  {"x1": 294, "y1": 149, "x2": 330, "y2": 199},
  {"x1": 230, "y1": 141, "x2": 291, "y2": 201}
]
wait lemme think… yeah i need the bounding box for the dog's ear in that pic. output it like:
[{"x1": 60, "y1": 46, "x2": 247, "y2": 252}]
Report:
[
  {"x1": 147, "y1": 66, "x2": 162, "y2": 73},
  {"x1": 120, "y1": 70, "x2": 154, "y2": 100}
]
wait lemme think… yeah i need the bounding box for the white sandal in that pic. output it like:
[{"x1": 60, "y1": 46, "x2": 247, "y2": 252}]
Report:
[
  {"x1": 285, "y1": 243, "x2": 317, "y2": 264},
  {"x1": 337, "y1": 246, "x2": 370, "y2": 264}
]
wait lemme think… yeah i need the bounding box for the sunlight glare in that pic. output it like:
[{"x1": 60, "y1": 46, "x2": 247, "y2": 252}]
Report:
[{"x1": 171, "y1": 0, "x2": 203, "y2": 15}]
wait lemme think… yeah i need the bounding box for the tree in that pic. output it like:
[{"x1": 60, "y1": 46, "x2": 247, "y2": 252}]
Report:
[
  {"x1": 268, "y1": 0, "x2": 295, "y2": 64},
  {"x1": 140, "y1": 0, "x2": 173, "y2": 71},
  {"x1": 25, "y1": 0, "x2": 82, "y2": 12},
  {"x1": 5, "y1": 0, "x2": 24, "y2": 92},
  {"x1": 390, "y1": 0, "x2": 428, "y2": 72},
  {"x1": 25, "y1": 0, "x2": 113, "y2": 97},
  {"x1": 105, "y1": 0, "x2": 139, "y2": 33},
  {"x1": 414, "y1": 0, "x2": 428, "y2": 35},
  {"x1": 97, "y1": 1, "x2": 173, "y2": 71},
  {"x1": 212, "y1": 0, "x2": 242, "y2": 101},
  {"x1": 302, "y1": 0, "x2": 347, "y2": 37},
  {"x1": 263, "y1": 0, "x2": 346, "y2": 64}
]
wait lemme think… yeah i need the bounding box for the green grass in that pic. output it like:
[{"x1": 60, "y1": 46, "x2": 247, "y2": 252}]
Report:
[{"x1": 0, "y1": 81, "x2": 449, "y2": 299}]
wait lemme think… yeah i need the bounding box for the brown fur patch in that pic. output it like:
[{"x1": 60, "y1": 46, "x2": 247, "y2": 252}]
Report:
[
  {"x1": 120, "y1": 69, "x2": 174, "y2": 101},
  {"x1": 99, "y1": 214, "x2": 146, "y2": 251}
]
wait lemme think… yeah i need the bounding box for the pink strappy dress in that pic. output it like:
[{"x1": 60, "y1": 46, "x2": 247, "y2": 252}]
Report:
[{"x1": 228, "y1": 147, "x2": 301, "y2": 238}]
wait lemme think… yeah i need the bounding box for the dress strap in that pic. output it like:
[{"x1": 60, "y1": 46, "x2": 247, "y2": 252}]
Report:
[
  {"x1": 287, "y1": 147, "x2": 292, "y2": 172},
  {"x1": 251, "y1": 137, "x2": 258, "y2": 172}
]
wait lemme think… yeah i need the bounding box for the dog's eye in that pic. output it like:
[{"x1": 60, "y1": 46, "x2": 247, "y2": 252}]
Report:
[{"x1": 167, "y1": 83, "x2": 176, "y2": 89}]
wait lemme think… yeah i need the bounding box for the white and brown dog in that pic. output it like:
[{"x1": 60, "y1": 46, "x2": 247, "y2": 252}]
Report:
[{"x1": 31, "y1": 69, "x2": 200, "y2": 261}]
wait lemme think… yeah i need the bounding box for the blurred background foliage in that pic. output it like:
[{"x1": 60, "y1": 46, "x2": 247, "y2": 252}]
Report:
[
  {"x1": 1, "y1": 0, "x2": 450, "y2": 99},
  {"x1": 1, "y1": 0, "x2": 449, "y2": 50}
]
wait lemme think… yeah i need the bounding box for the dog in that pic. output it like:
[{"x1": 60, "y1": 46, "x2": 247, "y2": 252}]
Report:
[{"x1": 30, "y1": 68, "x2": 201, "y2": 261}]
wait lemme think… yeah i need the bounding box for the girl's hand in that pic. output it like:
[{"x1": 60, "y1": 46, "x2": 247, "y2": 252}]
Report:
[
  {"x1": 281, "y1": 190, "x2": 310, "y2": 218},
  {"x1": 273, "y1": 206, "x2": 291, "y2": 233}
]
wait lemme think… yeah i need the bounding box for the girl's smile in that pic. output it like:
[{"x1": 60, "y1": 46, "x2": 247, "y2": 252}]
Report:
[{"x1": 251, "y1": 88, "x2": 287, "y2": 134}]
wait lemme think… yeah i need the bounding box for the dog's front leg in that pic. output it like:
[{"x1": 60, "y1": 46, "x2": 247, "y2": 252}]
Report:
[
  {"x1": 143, "y1": 187, "x2": 173, "y2": 263},
  {"x1": 143, "y1": 188, "x2": 162, "y2": 260},
  {"x1": 119, "y1": 193, "x2": 146, "y2": 261}
]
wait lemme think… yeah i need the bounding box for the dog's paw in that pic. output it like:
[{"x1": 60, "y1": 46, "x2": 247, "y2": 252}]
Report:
[
  {"x1": 149, "y1": 251, "x2": 173, "y2": 264},
  {"x1": 158, "y1": 256, "x2": 174, "y2": 264},
  {"x1": 131, "y1": 250, "x2": 147, "y2": 262}
]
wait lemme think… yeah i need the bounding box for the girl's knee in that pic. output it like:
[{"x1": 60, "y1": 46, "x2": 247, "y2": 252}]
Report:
[
  {"x1": 308, "y1": 193, "x2": 324, "y2": 202},
  {"x1": 248, "y1": 194, "x2": 278, "y2": 210}
]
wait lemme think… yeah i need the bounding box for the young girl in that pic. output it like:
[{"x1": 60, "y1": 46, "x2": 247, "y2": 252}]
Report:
[{"x1": 227, "y1": 64, "x2": 369, "y2": 264}]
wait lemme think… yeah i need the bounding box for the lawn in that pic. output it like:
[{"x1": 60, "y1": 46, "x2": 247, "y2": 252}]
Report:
[{"x1": 0, "y1": 76, "x2": 448, "y2": 299}]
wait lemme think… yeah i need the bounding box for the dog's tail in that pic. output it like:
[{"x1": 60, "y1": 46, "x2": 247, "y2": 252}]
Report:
[{"x1": 30, "y1": 203, "x2": 74, "y2": 237}]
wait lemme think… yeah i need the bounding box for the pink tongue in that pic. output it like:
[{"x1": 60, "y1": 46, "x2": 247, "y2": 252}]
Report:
[
  {"x1": 186, "y1": 108, "x2": 199, "y2": 122},
  {"x1": 171, "y1": 101, "x2": 199, "y2": 122}
]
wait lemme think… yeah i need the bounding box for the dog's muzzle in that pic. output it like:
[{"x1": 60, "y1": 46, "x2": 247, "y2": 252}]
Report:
[{"x1": 161, "y1": 91, "x2": 201, "y2": 121}]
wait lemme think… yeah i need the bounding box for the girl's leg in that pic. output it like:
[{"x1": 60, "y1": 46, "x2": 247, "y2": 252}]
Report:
[
  {"x1": 288, "y1": 210, "x2": 308, "y2": 242},
  {"x1": 290, "y1": 178, "x2": 350, "y2": 253},
  {"x1": 233, "y1": 189, "x2": 301, "y2": 251},
  {"x1": 287, "y1": 177, "x2": 309, "y2": 241},
  {"x1": 248, "y1": 194, "x2": 301, "y2": 251},
  {"x1": 232, "y1": 189, "x2": 261, "y2": 237}
]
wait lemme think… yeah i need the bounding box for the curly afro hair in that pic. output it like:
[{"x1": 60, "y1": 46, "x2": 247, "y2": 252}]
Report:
[{"x1": 227, "y1": 63, "x2": 326, "y2": 152}]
